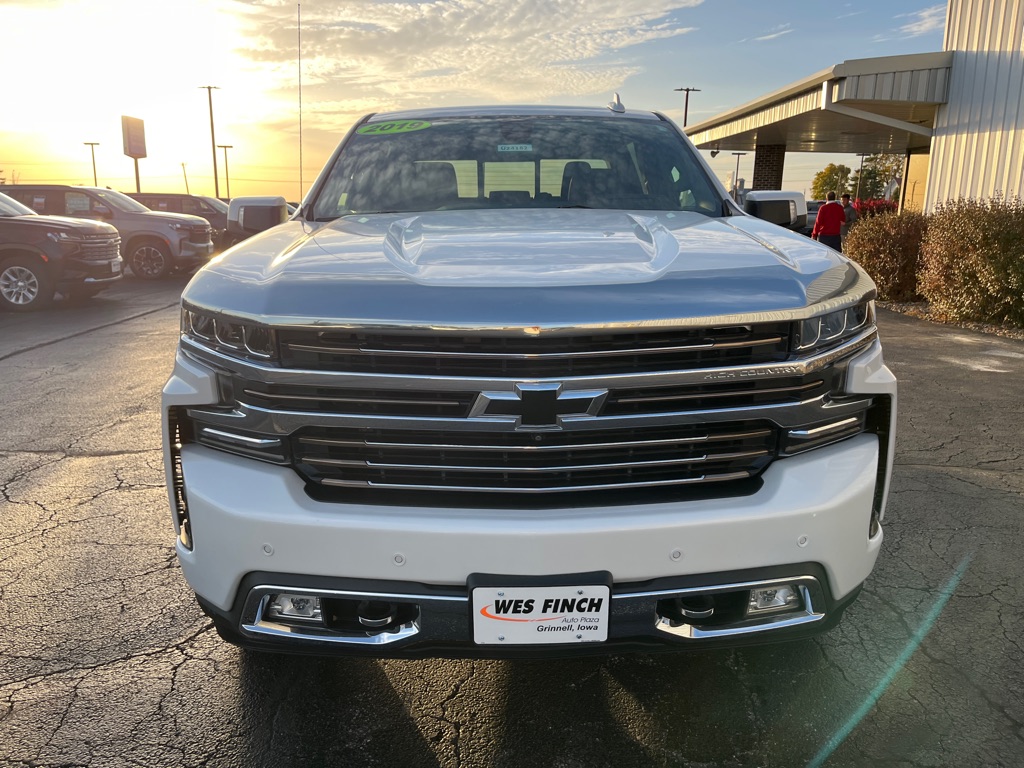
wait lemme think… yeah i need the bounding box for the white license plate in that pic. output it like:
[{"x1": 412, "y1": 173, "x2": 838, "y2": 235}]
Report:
[
  {"x1": 111, "y1": 261, "x2": 120, "y2": 273},
  {"x1": 472, "y1": 584, "x2": 610, "y2": 645}
]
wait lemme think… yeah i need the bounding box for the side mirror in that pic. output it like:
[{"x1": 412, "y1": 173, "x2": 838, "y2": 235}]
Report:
[
  {"x1": 228, "y1": 196, "x2": 289, "y2": 235},
  {"x1": 744, "y1": 191, "x2": 807, "y2": 230}
]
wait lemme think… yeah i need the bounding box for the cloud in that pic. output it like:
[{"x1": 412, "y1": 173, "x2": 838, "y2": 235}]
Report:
[
  {"x1": 873, "y1": 4, "x2": 945, "y2": 41},
  {"x1": 735, "y1": 23, "x2": 792, "y2": 44},
  {"x1": 896, "y1": 4, "x2": 946, "y2": 36},
  {"x1": 231, "y1": 0, "x2": 702, "y2": 129},
  {"x1": 752, "y1": 25, "x2": 793, "y2": 42}
]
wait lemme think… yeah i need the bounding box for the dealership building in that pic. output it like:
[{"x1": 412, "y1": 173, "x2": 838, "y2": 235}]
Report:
[{"x1": 685, "y1": 0, "x2": 1024, "y2": 211}]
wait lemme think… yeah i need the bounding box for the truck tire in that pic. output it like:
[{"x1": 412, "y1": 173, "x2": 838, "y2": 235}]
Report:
[
  {"x1": 128, "y1": 239, "x2": 172, "y2": 279},
  {"x1": 0, "y1": 255, "x2": 54, "y2": 312}
]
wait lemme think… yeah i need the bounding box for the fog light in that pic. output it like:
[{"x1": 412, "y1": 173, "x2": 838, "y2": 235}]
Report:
[
  {"x1": 266, "y1": 593, "x2": 323, "y2": 623},
  {"x1": 747, "y1": 585, "x2": 801, "y2": 615}
]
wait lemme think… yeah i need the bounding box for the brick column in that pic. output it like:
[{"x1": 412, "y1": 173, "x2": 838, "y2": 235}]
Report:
[{"x1": 752, "y1": 144, "x2": 786, "y2": 190}]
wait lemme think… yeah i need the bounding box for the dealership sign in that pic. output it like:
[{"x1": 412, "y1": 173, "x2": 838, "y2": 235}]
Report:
[{"x1": 121, "y1": 116, "x2": 147, "y2": 159}]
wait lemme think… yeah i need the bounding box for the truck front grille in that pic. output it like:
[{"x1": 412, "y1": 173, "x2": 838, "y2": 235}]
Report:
[
  {"x1": 78, "y1": 233, "x2": 121, "y2": 260},
  {"x1": 291, "y1": 422, "x2": 777, "y2": 493},
  {"x1": 189, "y1": 225, "x2": 212, "y2": 244},
  {"x1": 180, "y1": 324, "x2": 877, "y2": 502},
  {"x1": 276, "y1": 323, "x2": 792, "y2": 377}
]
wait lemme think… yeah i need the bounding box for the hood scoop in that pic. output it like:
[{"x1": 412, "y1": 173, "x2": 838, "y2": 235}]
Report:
[{"x1": 381, "y1": 211, "x2": 681, "y2": 287}]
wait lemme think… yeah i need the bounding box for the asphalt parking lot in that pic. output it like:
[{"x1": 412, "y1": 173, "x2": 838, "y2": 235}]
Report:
[{"x1": 1, "y1": 278, "x2": 1023, "y2": 767}]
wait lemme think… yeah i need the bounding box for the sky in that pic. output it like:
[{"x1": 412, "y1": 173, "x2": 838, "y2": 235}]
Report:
[{"x1": 0, "y1": 0, "x2": 948, "y2": 201}]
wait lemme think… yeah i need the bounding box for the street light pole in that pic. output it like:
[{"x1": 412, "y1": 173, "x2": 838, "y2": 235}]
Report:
[
  {"x1": 83, "y1": 142, "x2": 99, "y2": 186},
  {"x1": 182, "y1": 163, "x2": 190, "y2": 194},
  {"x1": 673, "y1": 86, "x2": 701, "y2": 127},
  {"x1": 731, "y1": 152, "x2": 747, "y2": 202},
  {"x1": 199, "y1": 86, "x2": 221, "y2": 198},
  {"x1": 217, "y1": 144, "x2": 233, "y2": 199}
]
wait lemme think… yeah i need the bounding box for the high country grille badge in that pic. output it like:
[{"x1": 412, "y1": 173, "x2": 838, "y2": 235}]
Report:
[{"x1": 470, "y1": 383, "x2": 608, "y2": 430}]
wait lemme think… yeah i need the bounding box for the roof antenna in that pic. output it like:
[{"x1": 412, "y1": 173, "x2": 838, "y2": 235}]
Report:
[{"x1": 606, "y1": 93, "x2": 625, "y2": 113}]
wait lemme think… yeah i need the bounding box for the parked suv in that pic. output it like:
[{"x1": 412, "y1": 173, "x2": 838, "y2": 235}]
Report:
[
  {"x1": 3, "y1": 185, "x2": 214, "y2": 279},
  {"x1": 127, "y1": 193, "x2": 229, "y2": 250},
  {"x1": 164, "y1": 104, "x2": 896, "y2": 657},
  {"x1": 0, "y1": 191, "x2": 121, "y2": 310}
]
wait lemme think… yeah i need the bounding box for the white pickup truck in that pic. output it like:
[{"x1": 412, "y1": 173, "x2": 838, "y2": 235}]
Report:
[{"x1": 162, "y1": 102, "x2": 895, "y2": 657}]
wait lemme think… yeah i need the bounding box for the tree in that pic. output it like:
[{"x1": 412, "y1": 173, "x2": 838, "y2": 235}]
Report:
[
  {"x1": 851, "y1": 154, "x2": 904, "y2": 200},
  {"x1": 850, "y1": 166, "x2": 884, "y2": 200},
  {"x1": 811, "y1": 164, "x2": 852, "y2": 200}
]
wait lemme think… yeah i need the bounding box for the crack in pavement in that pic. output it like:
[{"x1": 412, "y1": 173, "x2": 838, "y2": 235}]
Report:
[{"x1": 0, "y1": 303, "x2": 179, "y2": 364}]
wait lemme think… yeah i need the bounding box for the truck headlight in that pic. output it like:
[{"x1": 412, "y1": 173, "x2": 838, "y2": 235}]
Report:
[
  {"x1": 181, "y1": 305, "x2": 277, "y2": 361},
  {"x1": 795, "y1": 300, "x2": 874, "y2": 354},
  {"x1": 47, "y1": 230, "x2": 85, "y2": 253}
]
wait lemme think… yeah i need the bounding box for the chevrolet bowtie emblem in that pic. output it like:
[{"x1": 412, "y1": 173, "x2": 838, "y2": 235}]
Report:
[{"x1": 470, "y1": 383, "x2": 608, "y2": 431}]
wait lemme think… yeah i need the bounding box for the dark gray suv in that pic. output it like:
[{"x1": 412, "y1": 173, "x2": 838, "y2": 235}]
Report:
[
  {"x1": 0, "y1": 191, "x2": 121, "y2": 310},
  {"x1": 4, "y1": 185, "x2": 214, "y2": 279}
]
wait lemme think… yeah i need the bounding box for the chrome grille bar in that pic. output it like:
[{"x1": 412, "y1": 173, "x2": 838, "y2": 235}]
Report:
[
  {"x1": 303, "y1": 448, "x2": 768, "y2": 472},
  {"x1": 321, "y1": 471, "x2": 754, "y2": 493},
  {"x1": 615, "y1": 381, "x2": 821, "y2": 405},
  {"x1": 297, "y1": 427, "x2": 772, "y2": 452},
  {"x1": 284, "y1": 336, "x2": 783, "y2": 360},
  {"x1": 243, "y1": 388, "x2": 464, "y2": 408}
]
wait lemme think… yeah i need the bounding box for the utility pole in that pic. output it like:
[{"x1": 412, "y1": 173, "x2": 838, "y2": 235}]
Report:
[
  {"x1": 84, "y1": 142, "x2": 99, "y2": 186},
  {"x1": 673, "y1": 86, "x2": 701, "y2": 127},
  {"x1": 217, "y1": 145, "x2": 233, "y2": 199},
  {"x1": 855, "y1": 153, "x2": 870, "y2": 200},
  {"x1": 199, "y1": 86, "x2": 221, "y2": 198},
  {"x1": 182, "y1": 163, "x2": 190, "y2": 194},
  {"x1": 731, "y1": 152, "x2": 747, "y2": 202},
  {"x1": 298, "y1": 2, "x2": 304, "y2": 201}
]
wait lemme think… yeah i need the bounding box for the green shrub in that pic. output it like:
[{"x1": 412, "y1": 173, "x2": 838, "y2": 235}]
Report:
[
  {"x1": 919, "y1": 196, "x2": 1024, "y2": 326},
  {"x1": 843, "y1": 210, "x2": 927, "y2": 301}
]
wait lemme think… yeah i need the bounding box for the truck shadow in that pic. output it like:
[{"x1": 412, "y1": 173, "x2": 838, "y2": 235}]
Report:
[
  {"x1": 235, "y1": 651, "x2": 442, "y2": 767},
  {"x1": 231, "y1": 641, "x2": 836, "y2": 767}
]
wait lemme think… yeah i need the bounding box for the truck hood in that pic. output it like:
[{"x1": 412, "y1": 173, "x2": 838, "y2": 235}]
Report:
[
  {"x1": 9, "y1": 214, "x2": 118, "y2": 235},
  {"x1": 183, "y1": 209, "x2": 873, "y2": 328},
  {"x1": 133, "y1": 210, "x2": 209, "y2": 227}
]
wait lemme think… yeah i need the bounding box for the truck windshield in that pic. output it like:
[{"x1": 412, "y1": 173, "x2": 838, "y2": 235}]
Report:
[
  {"x1": 311, "y1": 115, "x2": 723, "y2": 221},
  {"x1": 92, "y1": 189, "x2": 152, "y2": 213},
  {"x1": 0, "y1": 192, "x2": 36, "y2": 217},
  {"x1": 200, "y1": 196, "x2": 229, "y2": 213}
]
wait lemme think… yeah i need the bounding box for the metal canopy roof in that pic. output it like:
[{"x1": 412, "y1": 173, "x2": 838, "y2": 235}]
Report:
[{"x1": 685, "y1": 52, "x2": 954, "y2": 155}]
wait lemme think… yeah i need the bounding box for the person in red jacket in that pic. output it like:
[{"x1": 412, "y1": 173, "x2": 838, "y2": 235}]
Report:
[{"x1": 811, "y1": 191, "x2": 846, "y2": 251}]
